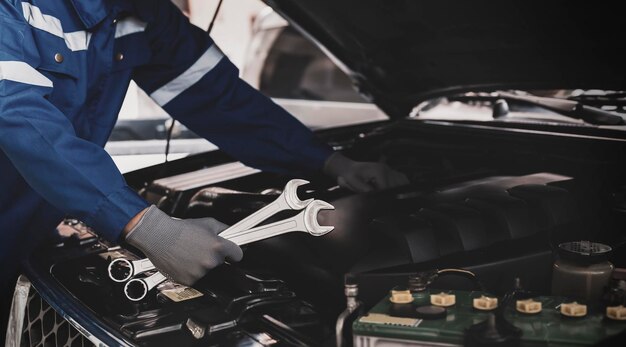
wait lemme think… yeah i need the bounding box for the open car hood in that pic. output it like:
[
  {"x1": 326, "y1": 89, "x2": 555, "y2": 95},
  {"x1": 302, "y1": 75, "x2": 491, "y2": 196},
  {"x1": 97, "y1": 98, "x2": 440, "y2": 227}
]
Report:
[{"x1": 263, "y1": 0, "x2": 626, "y2": 118}]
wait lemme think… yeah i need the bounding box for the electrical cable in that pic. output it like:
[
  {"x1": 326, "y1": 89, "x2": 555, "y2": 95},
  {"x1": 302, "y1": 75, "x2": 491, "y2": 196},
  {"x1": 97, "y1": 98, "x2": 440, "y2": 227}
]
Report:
[{"x1": 207, "y1": 0, "x2": 224, "y2": 34}]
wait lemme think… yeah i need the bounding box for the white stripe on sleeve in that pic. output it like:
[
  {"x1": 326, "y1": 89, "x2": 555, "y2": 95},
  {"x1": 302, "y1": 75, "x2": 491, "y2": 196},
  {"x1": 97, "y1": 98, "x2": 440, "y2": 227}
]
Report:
[
  {"x1": 21, "y1": 2, "x2": 91, "y2": 51},
  {"x1": 0, "y1": 61, "x2": 53, "y2": 88},
  {"x1": 150, "y1": 45, "x2": 224, "y2": 106},
  {"x1": 115, "y1": 17, "x2": 147, "y2": 38}
]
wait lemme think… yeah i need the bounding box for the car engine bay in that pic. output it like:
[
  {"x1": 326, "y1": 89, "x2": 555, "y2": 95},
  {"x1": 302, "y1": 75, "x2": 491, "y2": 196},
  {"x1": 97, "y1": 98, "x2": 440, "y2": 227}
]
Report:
[{"x1": 18, "y1": 120, "x2": 626, "y2": 346}]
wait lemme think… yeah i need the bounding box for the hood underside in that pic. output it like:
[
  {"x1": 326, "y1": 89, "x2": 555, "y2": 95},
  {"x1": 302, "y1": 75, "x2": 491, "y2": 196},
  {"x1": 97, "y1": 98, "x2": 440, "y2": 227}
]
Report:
[{"x1": 263, "y1": 0, "x2": 626, "y2": 118}]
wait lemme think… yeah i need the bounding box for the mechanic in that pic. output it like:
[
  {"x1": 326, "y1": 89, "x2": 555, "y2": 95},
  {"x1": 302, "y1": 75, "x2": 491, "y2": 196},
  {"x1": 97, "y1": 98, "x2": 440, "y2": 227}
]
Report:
[{"x1": 0, "y1": 0, "x2": 408, "y2": 335}]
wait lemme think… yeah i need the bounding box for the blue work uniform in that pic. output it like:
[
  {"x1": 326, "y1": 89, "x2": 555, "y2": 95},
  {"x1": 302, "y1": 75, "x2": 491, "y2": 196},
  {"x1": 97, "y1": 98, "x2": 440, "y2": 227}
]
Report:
[{"x1": 0, "y1": 0, "x2": 332, "y2": 286}]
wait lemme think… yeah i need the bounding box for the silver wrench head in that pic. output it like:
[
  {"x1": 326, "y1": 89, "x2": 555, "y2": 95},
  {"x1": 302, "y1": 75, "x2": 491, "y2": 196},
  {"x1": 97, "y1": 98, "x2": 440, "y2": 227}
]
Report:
[
  {"x1": 124, "y1": 272, "x2": 167, "y2": 301},
  {"x1": 108, "y1": 258, "x2": 133, "y2": 282},
  {"x1": 124, "y1": 278, "x2": 149, "y2": 301},
  {"x1": 303, "y1": 200, "x2": 335, "y2": 236},
  {"x1": 284, "y1": 179, "x2": 314, "y2": 210}
]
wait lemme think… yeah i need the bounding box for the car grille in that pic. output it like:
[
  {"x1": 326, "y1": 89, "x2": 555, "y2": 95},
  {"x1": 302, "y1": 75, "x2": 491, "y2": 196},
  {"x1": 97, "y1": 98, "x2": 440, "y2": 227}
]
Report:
[{"x1": 20, "y1": 284, "x2": 94, "y2": 347}]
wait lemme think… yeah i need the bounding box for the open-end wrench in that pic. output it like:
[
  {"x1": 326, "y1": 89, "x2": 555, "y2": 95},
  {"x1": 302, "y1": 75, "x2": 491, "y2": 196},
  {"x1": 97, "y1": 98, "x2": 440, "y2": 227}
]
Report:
[
  {"x1": 218, "y1": 179, "x2": 313, "y2": 237},
  {"x1": 119, "y1": 200, "x2": 333, "y2": 301},
  {"x1": 225, "y1": 200, "x2": 334, "y2": 245},
  {"x1": 108, "y1": 258, "x2": 156, "y2": 282},
  {"x1": 117, "y1": 199, "x2": 332, "y2": 300},
  {"x1": 124, "y1": 271, "x2": 168, "y2": 301},
  {"x1": 109, "y1": 179, "x2": 311, "y2": 283}
]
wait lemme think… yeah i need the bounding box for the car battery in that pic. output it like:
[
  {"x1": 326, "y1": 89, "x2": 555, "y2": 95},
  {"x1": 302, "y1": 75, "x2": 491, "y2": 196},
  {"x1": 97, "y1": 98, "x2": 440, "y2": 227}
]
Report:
[{"x1": 353, "y1": 290, "x2": 626, "y2": 346}]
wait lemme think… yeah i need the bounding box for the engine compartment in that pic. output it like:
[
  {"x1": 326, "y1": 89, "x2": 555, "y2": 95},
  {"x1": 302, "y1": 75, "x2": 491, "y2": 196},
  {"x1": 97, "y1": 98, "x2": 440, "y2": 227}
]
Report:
[
  {"x1": 131, "y1": 121, "x2": 626, "y2": 311},
  {"x1": 25, "y1": 120, "x2": 626, "y2": 346}
]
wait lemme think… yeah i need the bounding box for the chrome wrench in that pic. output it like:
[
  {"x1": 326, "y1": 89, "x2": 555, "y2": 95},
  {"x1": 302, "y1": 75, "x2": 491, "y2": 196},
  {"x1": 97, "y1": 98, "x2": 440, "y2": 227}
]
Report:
[
  {"x1": 108, "y1": 257, "x2": 156, "y2": 282},
  {"x1": 218, "y1": 179, "x2": 313, "y2": 237},
  {"x1": 124, "y1": 271, "x2": 168, "y2": 301},
  {"x1": 109, "y1": 179, "x2": 312, "y2": 283},
  {"x1": 225, "y1": 200, "x2": 334, "y2": 245},
  {"x1": 119, "y1": 200, "x2": 333, "y2": 301}
]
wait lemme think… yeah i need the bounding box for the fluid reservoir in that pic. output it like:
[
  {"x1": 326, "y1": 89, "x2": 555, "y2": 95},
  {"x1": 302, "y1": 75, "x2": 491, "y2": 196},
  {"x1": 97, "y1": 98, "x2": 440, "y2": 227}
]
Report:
[{"x1": 552, "y1": 241, "x2": 613, "y2": 302}]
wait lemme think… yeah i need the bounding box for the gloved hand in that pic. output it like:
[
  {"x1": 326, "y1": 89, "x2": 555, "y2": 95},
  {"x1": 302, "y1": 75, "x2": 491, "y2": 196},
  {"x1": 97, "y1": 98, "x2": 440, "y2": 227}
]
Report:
[
  {"x1": 125, "y1": 205, "x2": 243, "y2": 286},
  {"x1": 323, "y1": 152, "x2": 409, "y2": 193}
]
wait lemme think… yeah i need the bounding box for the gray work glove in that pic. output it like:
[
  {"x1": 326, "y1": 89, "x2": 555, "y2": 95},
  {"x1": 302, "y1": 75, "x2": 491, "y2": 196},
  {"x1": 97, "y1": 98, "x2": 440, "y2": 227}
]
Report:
[
  {"x1": 323, "y1": 152, "x2": 409, "y2": 193},
  {"x1": 125, "y1": 205, "x2": 243, "y2": 286}
]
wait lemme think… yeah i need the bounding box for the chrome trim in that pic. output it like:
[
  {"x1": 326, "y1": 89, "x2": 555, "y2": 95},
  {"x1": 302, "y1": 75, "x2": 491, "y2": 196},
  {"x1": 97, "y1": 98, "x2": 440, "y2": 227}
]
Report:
[
  {"x1": 5, "y1": 275, "x2": 31, "y2": 347},
  {"x1": 152, "y1": 162, "x2": 260, "y2": 191},
  {"x1": 66, "y1": 316, "x2": 107, "y2": 347},
  {"x1": 354, "y1": 334, "x2": 460, "y2": 347}
]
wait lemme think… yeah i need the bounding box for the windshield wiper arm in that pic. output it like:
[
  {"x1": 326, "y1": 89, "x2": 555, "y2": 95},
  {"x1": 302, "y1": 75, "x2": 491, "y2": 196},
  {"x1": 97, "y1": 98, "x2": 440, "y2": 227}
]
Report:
[
  {"x1": 567, "y1": 92, "x2": 626, "y2": 108},
  {"x1": 496, "y1": 91, "x2": 624, "y2": 126}
]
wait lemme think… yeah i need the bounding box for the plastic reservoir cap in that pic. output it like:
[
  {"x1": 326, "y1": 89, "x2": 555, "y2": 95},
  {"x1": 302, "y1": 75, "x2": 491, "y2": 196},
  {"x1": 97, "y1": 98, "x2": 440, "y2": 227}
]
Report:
[
  {"x1": 415, "y1": 305, "x2": 446, "y2": 319},
  {"x1": 560, "y1": 302, "x2": 587, "y2": 317},
  {"x1": 516, "y1": 299, "x2": 542, "y2": 314},
  {"x1": 558, "y1": 241, "x2": 612, "y2": 264}
]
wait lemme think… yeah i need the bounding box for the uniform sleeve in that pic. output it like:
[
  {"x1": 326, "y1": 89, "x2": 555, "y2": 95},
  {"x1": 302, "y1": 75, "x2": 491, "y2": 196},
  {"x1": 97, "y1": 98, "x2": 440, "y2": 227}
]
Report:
[
  {"x1": 0, "y1": 11, "x2": 148, "y2": 241},
  {"x1": 131, "y1": 0, "x2": 333, "y2": 176}
]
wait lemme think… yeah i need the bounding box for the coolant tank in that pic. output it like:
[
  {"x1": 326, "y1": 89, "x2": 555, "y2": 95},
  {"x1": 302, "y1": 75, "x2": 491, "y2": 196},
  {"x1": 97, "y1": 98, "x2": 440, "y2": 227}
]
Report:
[{"x1": 551, "y1": 241, "x2": 613, "y2": 302}]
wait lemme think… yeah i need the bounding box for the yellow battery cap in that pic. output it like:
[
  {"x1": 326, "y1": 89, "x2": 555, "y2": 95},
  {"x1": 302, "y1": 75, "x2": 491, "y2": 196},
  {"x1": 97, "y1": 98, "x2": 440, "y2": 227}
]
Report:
[
  {"x1": 516, "y1": 299, "x2": 542, "y2": 314},
  {"x1": 606, "y1": 305, "x2": 626, "y2": 321},
  {"x1": 431, "y1": 292, "x2": 456, "y2": 307},
  {"x1": 560, "y1": 302, "x2": 587, "y2": 317},
  {"x1": 473, "y1": 296, "x2": 498, "y2": 311},
  {"x1": 390, "y1": 287, "x2": 414, "y2": 304}
]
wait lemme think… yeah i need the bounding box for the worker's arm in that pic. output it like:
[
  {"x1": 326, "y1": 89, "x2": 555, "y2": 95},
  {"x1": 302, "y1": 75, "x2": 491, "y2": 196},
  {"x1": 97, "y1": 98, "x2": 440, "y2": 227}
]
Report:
[
  {"x1": 131, "y1": 0, "x2": 408, "y2": 189},
  {"x1": 0, "y1": 79, "x2": 149, "y2": 240},
  {"x1": 0, "y1": 76, "x2": 149, "y2": 240},
  {"x1": 131, "y1": 0, "x2": 333, "y2": 177},
  {"x1": 0, "y1": 12, "x2": 148, "y2": 241}
]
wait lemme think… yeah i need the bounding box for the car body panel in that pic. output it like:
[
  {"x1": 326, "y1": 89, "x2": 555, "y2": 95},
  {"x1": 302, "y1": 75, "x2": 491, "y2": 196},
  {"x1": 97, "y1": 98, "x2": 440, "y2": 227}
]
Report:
[{"x1": 263, "y1": 0, "x2": 626, "y2": 117}]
